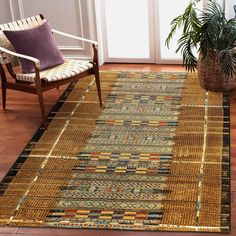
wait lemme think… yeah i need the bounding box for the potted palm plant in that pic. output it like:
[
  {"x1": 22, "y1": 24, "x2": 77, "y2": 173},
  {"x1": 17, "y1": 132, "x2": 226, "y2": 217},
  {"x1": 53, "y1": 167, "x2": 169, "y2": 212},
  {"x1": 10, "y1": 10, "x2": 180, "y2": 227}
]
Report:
[{"x1": 166, "y1": 0, "x2": 236, "y2": 92}]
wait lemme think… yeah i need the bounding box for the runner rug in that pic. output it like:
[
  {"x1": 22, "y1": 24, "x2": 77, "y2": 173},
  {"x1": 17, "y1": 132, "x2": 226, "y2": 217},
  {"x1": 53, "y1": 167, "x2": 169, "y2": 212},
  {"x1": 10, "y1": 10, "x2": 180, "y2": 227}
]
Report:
[{"x1": 0, "y1": 71, "x2": 230, "y2": 232}]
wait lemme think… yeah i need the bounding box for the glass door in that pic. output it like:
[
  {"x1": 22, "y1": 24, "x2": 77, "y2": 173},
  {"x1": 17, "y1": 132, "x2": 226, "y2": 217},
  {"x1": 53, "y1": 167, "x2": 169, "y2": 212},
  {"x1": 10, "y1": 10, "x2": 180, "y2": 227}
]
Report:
[
  {"x1": 100, "y1": 0, "x2": 155, "y2": 63},
  {"x1": 156, "y1": 0, "x2": 204, "y2": 64},
  {"x1": 98, "y1": 0, "x2": 204, "y2": 64}
]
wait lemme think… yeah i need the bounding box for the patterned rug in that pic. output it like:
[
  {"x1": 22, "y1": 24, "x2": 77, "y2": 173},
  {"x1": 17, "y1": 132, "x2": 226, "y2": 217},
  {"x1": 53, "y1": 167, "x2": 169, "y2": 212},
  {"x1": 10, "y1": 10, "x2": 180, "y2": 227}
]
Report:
[{"x1": 0, "y1": 71, "x2": 230, "y2": 232}]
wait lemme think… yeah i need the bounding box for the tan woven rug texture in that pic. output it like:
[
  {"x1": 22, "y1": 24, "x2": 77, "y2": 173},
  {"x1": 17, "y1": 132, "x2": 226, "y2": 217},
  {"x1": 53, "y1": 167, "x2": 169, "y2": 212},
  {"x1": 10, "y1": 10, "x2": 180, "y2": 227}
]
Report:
[{"x1": 0, "y1": 71, "x2": 230, "y2": 232}]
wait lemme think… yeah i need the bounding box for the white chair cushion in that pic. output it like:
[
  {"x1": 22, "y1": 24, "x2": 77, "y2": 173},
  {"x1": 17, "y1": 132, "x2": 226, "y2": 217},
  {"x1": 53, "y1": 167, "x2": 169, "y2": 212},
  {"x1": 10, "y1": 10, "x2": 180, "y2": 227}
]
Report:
[{"x1": 16, "y1": 59, "x2": 93, "y2": 82}]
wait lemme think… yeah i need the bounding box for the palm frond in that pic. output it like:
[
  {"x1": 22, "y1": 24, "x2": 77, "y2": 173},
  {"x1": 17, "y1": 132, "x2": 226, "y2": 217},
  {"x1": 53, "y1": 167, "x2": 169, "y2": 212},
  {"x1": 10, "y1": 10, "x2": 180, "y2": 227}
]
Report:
[
  {"x1": 165, "y1": 0, "x2": 236, "y2": 77},
  {"x1": 176, "y1": 33, "x2": 198, "y2": 71},
  {"x1": 165, "y1": 15, "x2": 183, "y2": 48},
  {"x1": 218, "y1": 49, "x2": 236, "y2": 77},
  {"x1": 165, "y1": 1, "x2": 200, "y2": 48}
]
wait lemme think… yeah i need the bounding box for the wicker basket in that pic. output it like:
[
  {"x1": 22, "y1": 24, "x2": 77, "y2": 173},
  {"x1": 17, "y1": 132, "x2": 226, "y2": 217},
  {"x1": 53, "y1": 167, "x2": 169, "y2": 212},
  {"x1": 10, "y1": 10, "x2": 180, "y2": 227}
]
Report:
[{"x1": 197, "y1": 53, "x2": 236, "y2": 92}]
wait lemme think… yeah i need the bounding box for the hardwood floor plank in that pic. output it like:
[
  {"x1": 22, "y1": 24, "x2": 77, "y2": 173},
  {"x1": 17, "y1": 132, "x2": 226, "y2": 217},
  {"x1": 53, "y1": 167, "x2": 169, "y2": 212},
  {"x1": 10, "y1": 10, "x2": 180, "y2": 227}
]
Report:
[
  {"x1": 15, "y1": 228, "x2": 235, "y2": 236},
  {"x1": 0, "y1": 227, "x2": 18, "y2": 234}
]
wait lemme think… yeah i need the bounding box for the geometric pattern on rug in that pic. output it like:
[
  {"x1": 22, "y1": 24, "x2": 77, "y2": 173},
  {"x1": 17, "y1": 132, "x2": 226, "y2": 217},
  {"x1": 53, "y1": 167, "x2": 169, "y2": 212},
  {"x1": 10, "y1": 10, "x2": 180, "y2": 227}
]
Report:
[{"x1": 0, "y1": 71, "x2": 230, "y2": 232}]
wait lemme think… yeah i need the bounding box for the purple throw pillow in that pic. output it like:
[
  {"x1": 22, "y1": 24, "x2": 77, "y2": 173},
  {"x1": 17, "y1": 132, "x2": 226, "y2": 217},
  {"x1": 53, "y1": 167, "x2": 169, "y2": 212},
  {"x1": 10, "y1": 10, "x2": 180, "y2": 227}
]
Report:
[{"x1": 3, "y1": 22, "x2": 64, "y2": 73}]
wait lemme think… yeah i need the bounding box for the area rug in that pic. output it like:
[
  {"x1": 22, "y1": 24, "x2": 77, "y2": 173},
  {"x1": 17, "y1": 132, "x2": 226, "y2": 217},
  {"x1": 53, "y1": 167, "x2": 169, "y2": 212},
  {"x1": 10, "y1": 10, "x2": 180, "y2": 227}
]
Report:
[{"x1": 0, "y1": 71, "x2": 230, "y2": 232}]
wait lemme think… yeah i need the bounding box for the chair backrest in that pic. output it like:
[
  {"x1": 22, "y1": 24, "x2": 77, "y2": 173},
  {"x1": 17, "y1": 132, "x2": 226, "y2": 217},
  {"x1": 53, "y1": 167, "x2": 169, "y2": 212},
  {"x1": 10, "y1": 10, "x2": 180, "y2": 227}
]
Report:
[{"x1": 0, "y1": 14, "x2": 46, "y2": 66}]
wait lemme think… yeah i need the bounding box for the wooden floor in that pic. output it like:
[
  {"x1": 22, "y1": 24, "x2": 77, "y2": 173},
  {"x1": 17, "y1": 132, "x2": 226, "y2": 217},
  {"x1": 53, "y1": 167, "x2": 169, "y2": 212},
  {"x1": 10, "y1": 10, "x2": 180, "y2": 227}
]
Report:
[{"x1": 0, "y1": 64, "x2": 235, "y2": 236}]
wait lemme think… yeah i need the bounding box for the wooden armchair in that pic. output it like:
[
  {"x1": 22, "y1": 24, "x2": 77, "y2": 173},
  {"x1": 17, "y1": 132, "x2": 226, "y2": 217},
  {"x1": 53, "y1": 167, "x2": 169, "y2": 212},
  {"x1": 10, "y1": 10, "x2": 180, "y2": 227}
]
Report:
[{"x1": 0, "y1": 14, "x2": 102, "y2": 128}]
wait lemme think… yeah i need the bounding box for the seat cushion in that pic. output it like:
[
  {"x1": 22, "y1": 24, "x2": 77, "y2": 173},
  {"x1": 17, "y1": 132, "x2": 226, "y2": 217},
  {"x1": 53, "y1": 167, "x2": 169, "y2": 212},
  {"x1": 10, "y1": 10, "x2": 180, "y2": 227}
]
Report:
[
  {"x1": 3, "y1": 22, "x2": 64, "y2": 73},
  {"x1": 16, "y1": 59, "x2": 93, "y2": 82}
]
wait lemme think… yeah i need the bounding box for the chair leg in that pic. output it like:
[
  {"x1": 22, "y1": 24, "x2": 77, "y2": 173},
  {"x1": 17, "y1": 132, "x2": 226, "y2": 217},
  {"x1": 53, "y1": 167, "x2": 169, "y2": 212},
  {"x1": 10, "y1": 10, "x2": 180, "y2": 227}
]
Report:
[
  {"x1": 94, "y1": 65, "x2": 102, "y2": 107},
  {"x1": 35, "y1": 81, "x2": 47, "y2": 128},
  {"x1": 37, "y1": 90, "x2": 47, "y2": 128},
  {"x1": 0, "y1": 64, "x2": 7, "y2": 110}
]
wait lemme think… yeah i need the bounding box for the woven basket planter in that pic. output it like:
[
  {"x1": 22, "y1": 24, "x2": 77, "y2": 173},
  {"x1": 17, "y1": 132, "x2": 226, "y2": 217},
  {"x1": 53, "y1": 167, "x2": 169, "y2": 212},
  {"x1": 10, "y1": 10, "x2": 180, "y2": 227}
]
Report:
[{"x1": 197, "y1": 54, "x2": 236, "y2": 92}]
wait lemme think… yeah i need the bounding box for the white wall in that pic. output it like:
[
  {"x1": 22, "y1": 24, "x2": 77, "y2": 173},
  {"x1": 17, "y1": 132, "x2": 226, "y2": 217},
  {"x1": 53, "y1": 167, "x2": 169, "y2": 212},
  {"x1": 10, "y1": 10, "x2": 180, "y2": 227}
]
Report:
[
  {"x1": 215, "y1": 0, "x2": 235, "y2": 18},
  {"x1": 0, "y1": 0, "x2": 97, "y2": 60},
  {"x1": 0, "y1": 0, "x2": 12, "y2": 23},
  {"x1": 227, "y1": 0, "x2": 235, "y2": 18}
]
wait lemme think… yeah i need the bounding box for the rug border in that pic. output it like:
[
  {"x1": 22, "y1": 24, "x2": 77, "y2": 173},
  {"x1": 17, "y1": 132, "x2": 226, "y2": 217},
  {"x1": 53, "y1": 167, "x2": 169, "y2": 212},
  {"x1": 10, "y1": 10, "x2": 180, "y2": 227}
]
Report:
[{"x1": 0, "y1": 71, "x2": 231, "y2": 233}]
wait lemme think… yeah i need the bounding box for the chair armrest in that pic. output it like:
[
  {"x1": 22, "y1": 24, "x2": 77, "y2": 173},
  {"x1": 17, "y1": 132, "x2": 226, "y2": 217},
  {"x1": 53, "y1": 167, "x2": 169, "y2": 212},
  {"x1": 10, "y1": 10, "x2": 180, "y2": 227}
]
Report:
[
  {"x1": 51, "y1": 29, "x2": 98, "y2": 46},
  {"x1": 0, "y1": 46, "x2": 40, "y2": 68}
]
